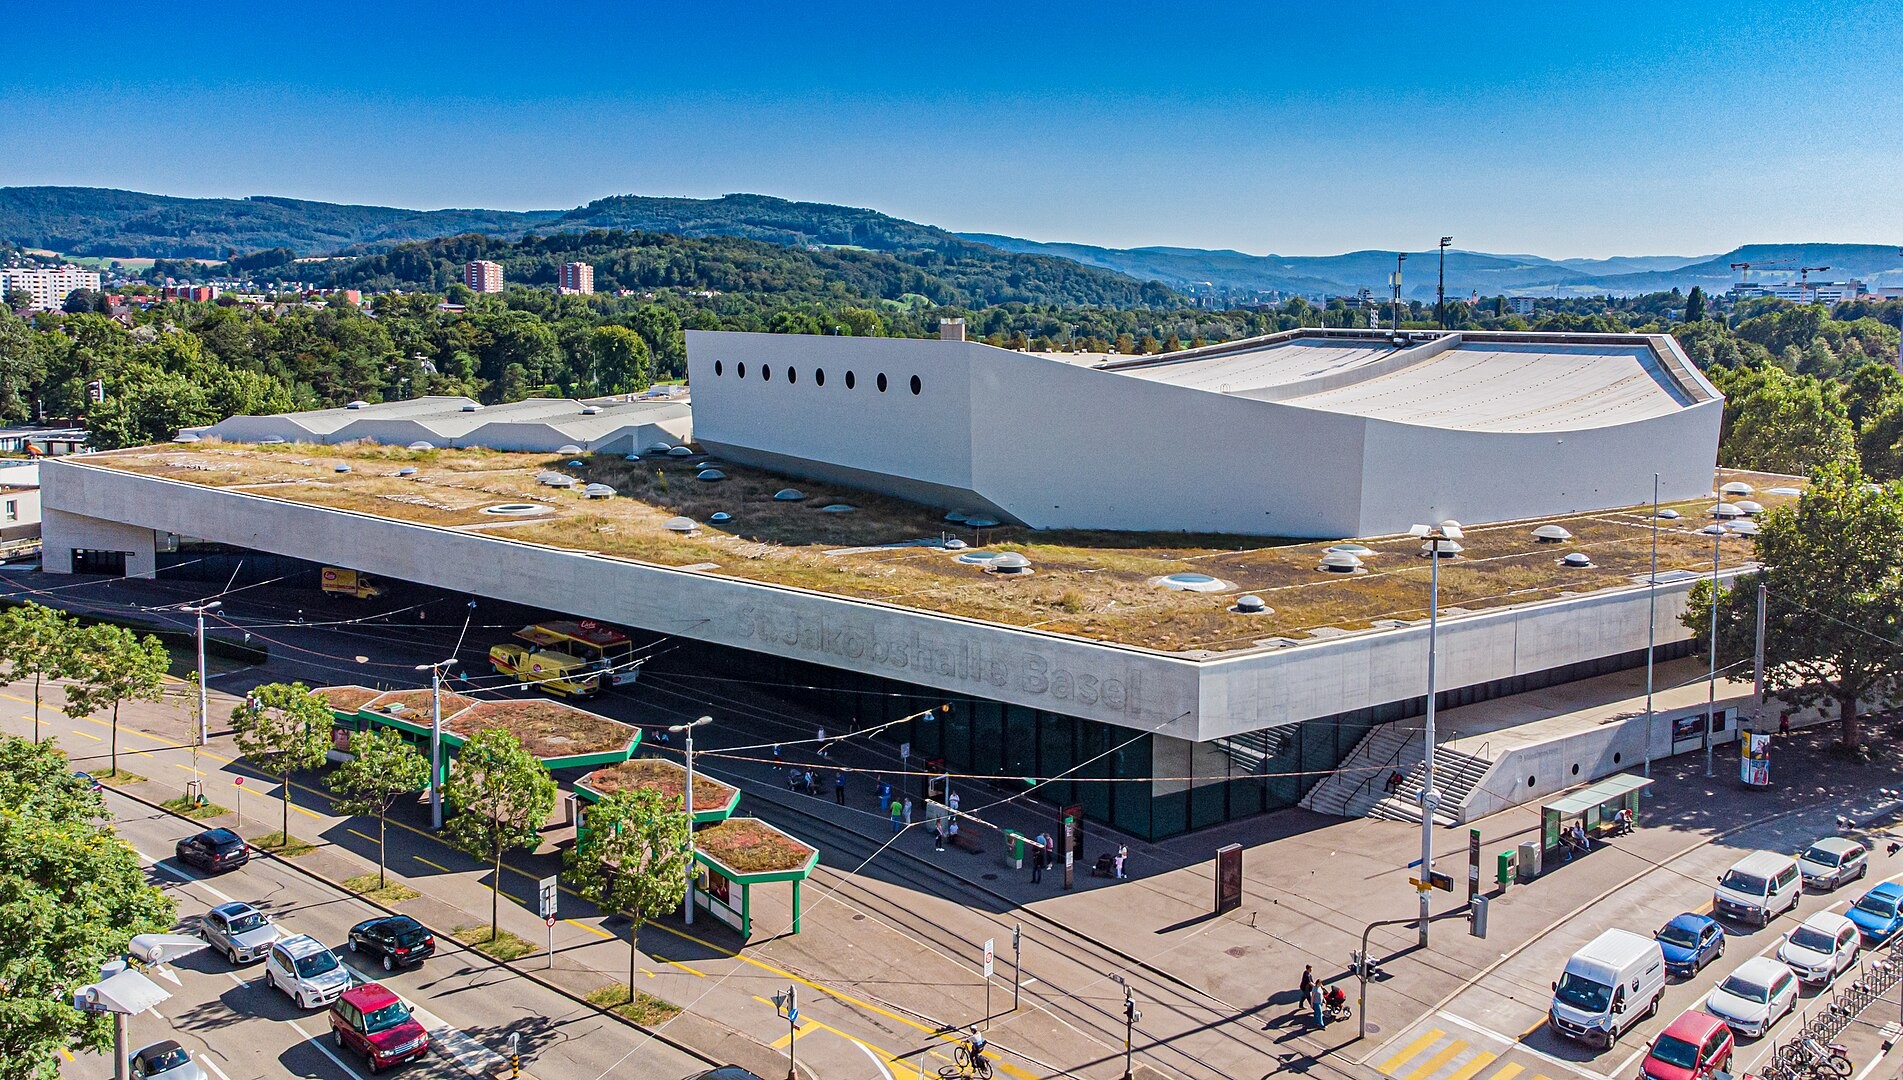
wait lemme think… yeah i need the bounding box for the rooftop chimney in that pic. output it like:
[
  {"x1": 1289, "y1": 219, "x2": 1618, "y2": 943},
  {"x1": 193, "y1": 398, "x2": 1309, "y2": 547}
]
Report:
[{"x1": 939, "y1": 318, "x2": 966, "y2": 342}]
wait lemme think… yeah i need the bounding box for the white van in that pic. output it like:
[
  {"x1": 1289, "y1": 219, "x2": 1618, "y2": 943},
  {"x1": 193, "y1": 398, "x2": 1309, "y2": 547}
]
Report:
[
  {"x1": 1714, "y1": 851, "x2": 1802, "y2": 927},
  {"x1": 1549, "y1": 928, "x2": 1667, "y2": 1049}
]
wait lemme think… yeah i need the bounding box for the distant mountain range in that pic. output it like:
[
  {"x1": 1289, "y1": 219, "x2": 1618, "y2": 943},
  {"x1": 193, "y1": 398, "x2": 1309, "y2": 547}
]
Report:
[{"x1": 3, "y1": 185, "x2": 1899, "y2": 301}]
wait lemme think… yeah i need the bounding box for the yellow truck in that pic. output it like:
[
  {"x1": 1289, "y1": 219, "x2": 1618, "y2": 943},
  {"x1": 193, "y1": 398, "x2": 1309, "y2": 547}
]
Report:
[
  {"x1": 487, "y1": 642, "x2": 605, "y2": 699},
  {"x1": 320, "y1": 567, "x2": 384, "y2": 599}
]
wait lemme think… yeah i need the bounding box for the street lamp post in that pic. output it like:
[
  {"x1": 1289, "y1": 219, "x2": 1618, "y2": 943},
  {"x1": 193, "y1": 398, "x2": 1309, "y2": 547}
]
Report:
[
  {"x1": 1391, "y1": 253, "x2": 1407, "y2": 330},
  {"x1": 1700, "y1": 522, "x2": 1727, "y2": 778},
  {"x1": 415, "y1": 658, "x2": 458, "y2": 829},
  {"x1": 1409, "y1": 521, "x2": 1462, "y2": 946},
  {"x1": 669, "y1": 715, "x2": 714, "y2": 925},
  {"x1": 1438, "y1": 236, "x2": 1453, "y2": 329},
  {"x1": 180, "y1": 601, "x2": 221, "y2": 745},
  {"x1": 1644, "y1": 474, "x2": 1660, "y2": 779},
  {"x1": 1113, "y1": 975, "x2": 1139, "y2": 1080}
]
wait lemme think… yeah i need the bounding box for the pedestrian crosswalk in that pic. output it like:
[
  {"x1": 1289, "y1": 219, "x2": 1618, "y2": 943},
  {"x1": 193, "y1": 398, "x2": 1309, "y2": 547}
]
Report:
[{"x1": 1375, "y1": 1028, "x2": 1555, "y2": 1080}]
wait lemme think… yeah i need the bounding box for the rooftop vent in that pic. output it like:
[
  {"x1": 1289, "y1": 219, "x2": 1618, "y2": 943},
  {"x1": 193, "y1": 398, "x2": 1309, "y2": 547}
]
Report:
[
  {"x1": 957, "y1": 551, "x2": 1006, "y2": 565},
  {"x1": 663, "y1": 516, "x2": 698, "y2": 533},
  {"x1": 567, "y1": 460, "x2": 583, "y2": 467},
  {"x1": 990, "y1": 552, "x2": 1031, "y2": 574},
  {"x1": 461, "y1": 403, "x2": 482, "y2": 412},
  {"x1": 1233, "y1": 595, "x2": 1271, "y2": 614},
  {"x1": 536, "y1": 471, "x2": 574, "y2": 487},
  {"x1": 940, "y1": 318, "x2": 966, "y2": 342},
  {"x1": 174, "y1": 432, "x2": 200, "y2": 443},
  {"x1": 1656, "y1": 508, "x2": 1682, "y2": 520},
  {"x1": 1720, "y1": 481, "x2": 1754, "y2": 496},
  {"x1": 773, "y1": 488, "x2": 804, "y2": 502},
  {"x1": 395, "y1": 466, "x2": 418, "y2": 477},
  {"x1": 944, "y1": 511, "x2": 970, "y2": 523},
  {"x1": 666, "y1": 446, "x2": 695, "y2": 458},
  {"x1": 1727, "y1": 519, "x2": 1761, "y2": 536},
  {"x1": 696, "y1": 469, "x2": 726, "y2": 481},
  {"x1": 557, "y1": 444, "x2": 583, "y2": 456},
  {"x1": 481, "y1": 503, "x2": 544, "y2": 516},
  {"x1": 1734, "y1": 500, "x2": 1763, "y2": 515},
  {"x1": 1767, "y1": 486, "x2": 1802, "y2": 496},
  {"x1": 346, "y1": 400, "x2": 368, "y2": 409},
  {"x1": 1560, "y1": 552, "x2": 1595, "y2": 568},
  {"x1": 646, "y1": 443, "x2": 673, "y2": 455},
  {"x1": 1532, "y1": 524, "x2": 1573, "y2": 543},
  {"x1": 333, "y1": 463, "x2": 351, "y2": 473},
  {"x1": 580, "y1": 405, "x2": 600, "y2": 415},
  {"x1": 820, "y1": 503, "x2": 856, "y2": 513},
  {"x1": 1422, "y1": 539, "x2": 1462, "y2": 558},
  {"x1": 709, "y1": 512, "x2": 733, "y2": 524},
  {"x1": 408, "y1": 441, "x2": 433, "y2": 450},
  {"x1": 1154, "y1": 573, "x2": 1230, "y2": 592},
  {"x1": 1327, "y1": 544, "x2": 1375, "y2": 557},
  {"x1": 261, "y1": 437, "x2": 286, "y2": 445},
  {"x1": 944, "y1": 538, "x2": 968, "y2": 550},
  {"x1": 582, "y1": 483, "x2": 616, "y2": 499},
  {"x1": 1318, "y1": 551, "x2": 1364, "y2": 573},
  {"x1": 1709, "y1": 503, "x2": 1744, "y2": 519},
  {"x1": 963, "y1": 517, "x2": 1001, "y2": 528}
]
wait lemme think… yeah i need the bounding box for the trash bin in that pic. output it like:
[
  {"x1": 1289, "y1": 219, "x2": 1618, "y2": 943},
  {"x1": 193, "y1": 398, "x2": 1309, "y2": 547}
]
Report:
[
  {"x1": 1516, "y1": 839, "x2": 1541, "y2": 883},
  {"x1": 1004, "y1": 832, "x2": 1025, "y2": 871},
  {"x1": 1496, "y1": 850, "x2": 1516, "y2": 888}
]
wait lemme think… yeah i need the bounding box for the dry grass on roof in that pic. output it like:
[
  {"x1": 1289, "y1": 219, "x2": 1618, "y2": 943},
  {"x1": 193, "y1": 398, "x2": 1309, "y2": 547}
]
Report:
[
  {"x1": 694, "y1": 818, "x2": 815, "y2": 876},
  {"x1": 581, "y1": 757, "x2": 738, "y2": 811},
  {"x1": 311, "y1": 685, "x2": 380, "y2": 712},
  {"x1": 89, "y1": 443, "x2": 1797, "y2": 655},
  {"x1": 367, "y1": 687, "x2": 478, "y2": 718},
  {"x1": 450, "y1": 698, "x2": 633, "y2": 757}
]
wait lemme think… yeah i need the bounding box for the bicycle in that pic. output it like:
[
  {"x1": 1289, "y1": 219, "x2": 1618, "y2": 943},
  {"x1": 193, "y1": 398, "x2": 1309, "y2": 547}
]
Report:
[{"x1": 953, "y1": 1041, "x2": 994, "y2": 1079}]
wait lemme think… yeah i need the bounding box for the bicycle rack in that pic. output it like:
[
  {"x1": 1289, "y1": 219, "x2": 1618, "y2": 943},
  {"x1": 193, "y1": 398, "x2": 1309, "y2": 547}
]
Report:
[{"x1": 1769, "y1": 937, "x2": 1903, "y2": 1070}]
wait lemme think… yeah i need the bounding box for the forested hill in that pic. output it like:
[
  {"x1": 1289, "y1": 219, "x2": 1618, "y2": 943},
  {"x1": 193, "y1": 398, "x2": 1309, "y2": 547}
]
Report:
[{"x1": 317, "y1": 229, "x2": 1183, "y2": 309}]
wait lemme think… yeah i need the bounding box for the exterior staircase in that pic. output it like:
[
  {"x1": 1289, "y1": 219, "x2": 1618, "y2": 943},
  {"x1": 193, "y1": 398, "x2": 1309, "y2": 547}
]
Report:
[{"x1": 1298, "y1": 720, "x2": 1497, "y2": 826}]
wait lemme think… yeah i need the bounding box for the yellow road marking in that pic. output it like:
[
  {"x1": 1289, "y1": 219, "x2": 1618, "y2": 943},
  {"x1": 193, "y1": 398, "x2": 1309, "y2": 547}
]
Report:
[
  {"x1": 70, "y1": 730, "x2": 101, "y2": 741},
  {"x1": 661, "y1": 956, "x2": 706, "y2": 977},
  {"x1": 566, "y1": 918, "x2": 613, "y2": 940},
  {"x1": 347, "y1": 829, "x2": 378, "y2": 844},
  {"x1": 413, "y1": 856, "x2": 453, "y2": 873},
  {"x1": 1518, "y1": 1015, "x2": 1546, "y2": 1038},
  {"x1": 1379, "y1": 1029, "x2": 1448, "y2": 1075},
  {"x1": 1445, "y1": 1051, "x2": 1498, "y2": 1080},
  {"x1": 1401, "y1": 1041, "x2": 1467, "y2": 1080},
  {"x1": 500, "y1": 890, "x2": 524, "y2": 903},
  {"x1": 1488, "y1": 1065, "x2": 1524, "y2": 1080},
  {"x1": 58, "y1": 1048, "x2": 73, "y2": 1061}
]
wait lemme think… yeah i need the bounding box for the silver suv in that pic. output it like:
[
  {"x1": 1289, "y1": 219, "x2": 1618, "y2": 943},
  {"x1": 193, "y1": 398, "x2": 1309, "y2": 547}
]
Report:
[
  {"x1": 201, "y1": 901, "x2": 277, "y2": 965},
  {"x1": 264, "y1": 934, "x2": 351, "y2": 1009}
]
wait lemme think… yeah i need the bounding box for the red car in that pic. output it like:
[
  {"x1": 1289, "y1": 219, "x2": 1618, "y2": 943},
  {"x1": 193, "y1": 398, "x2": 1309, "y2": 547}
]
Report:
[
  {"x1": 1640, "y1": 1009, "x2": 1733, "y2": 1080},
  {"x1": 329, "y1": 982, "x2": 429, "y2": 1074}
]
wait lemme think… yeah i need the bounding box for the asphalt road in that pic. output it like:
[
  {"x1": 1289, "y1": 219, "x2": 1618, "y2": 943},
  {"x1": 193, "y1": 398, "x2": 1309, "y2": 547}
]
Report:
[{"x1": 63, "y1": 786, "x2": 703, "y2": 1080}]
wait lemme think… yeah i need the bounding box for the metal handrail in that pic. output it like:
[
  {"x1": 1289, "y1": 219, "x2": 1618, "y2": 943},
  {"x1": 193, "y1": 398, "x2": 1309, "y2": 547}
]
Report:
[{"x1": 1340, "y1": 729, "x2": 1415, "y2": 812}]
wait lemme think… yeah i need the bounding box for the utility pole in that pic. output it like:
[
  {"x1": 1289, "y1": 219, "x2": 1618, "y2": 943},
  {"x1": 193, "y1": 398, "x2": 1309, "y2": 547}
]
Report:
[
  {"x1": 1409, "y1": 521, "x2": 1461, "y2": 945},
  {"x1": 669, "y1": 716, "x2": 714, "y2": 925},
  {"x1": 181, "y1": 600, "x2": 220, "y2": 745},
  {"x1": 1391, "y1": 253, "x2": 1407, "y2": 331},
  {"x1": 772, "y1": 986, "x2": 799, "y2": 1080},
  {"x1": 1114, "y1": 976, "x2": 1140, "y2": 1080},
  {"x1": 1012, "y1": 923, "x2": 1022, "y2": 1012},
  {"x1": 1644, "y1": 473, "x2": 1659, "y2": 780},
  {"x1": 1438, "y1": 237, "x2": 1453, "y2": 329},
  {"x1": 415, "y1": 657, "x2": 457, "y2": 829},
  {"x1": 1702, "y1": 523, "x2": 1724, "y2": 778}
]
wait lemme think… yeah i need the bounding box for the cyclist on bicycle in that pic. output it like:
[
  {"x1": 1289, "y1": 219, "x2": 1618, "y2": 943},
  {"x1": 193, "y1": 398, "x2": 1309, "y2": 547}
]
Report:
[{"x1": 967, "y1": 1027, "x2": 987, "y2": 1069}]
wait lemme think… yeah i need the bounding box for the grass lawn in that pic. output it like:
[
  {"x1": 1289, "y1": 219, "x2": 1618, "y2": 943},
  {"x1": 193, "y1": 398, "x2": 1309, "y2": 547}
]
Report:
[
  {"x1": 251, "y1": 831, "x2": 318, "y2": 857},
  {"x1": 453, "y1": 925, "x2": 536, "y2": 961},
  {"x1": 344, "y1": 874, "x2": 421, "y2": 905},
  {"x1": 161, "y1": 796, "x2": 229, "y2": 820},
  {"x1": 97, "y1": 769, "x2": 147, "y2": 786},
  {"x1": 584, "y1": 984, "x2": 682, "y2": 1025}
]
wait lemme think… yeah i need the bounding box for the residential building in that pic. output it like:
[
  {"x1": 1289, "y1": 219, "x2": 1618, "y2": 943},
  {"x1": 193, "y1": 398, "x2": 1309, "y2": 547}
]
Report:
[
  {"x1": 464, "y1": 260, "x2": 504, "y2": 293},
  {"x1": 1506, "y1": 296, "x2": 1538, "y2": 315},
  {"x1": 559, "y1": 262, "x2": 595, "y2": 294},
  {"x1": 1, "y1": 266, "x2": 102, "y2": 310},
  {"x1": 1726, "y1": 280, "x2": 1867, "y2": 305}
]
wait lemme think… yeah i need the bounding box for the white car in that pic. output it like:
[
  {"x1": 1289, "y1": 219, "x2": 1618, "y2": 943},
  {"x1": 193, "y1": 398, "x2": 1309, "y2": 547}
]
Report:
[
  {"x1": 1797, "y1": 837, "x2": 1868, "y2": 891},
  {"x1": 131, "y1": 1040, "x2": 206, "y2": 1080},
  {"x1": 264, "y1": 934, "x2": 351, "y2": 1009},
  {"x1": 1777, "y1": 911, "x2": 1860, "y2": 984},
  {"x1": 1704, "y1": 956, "x2": 1799, "y2": 1037}
]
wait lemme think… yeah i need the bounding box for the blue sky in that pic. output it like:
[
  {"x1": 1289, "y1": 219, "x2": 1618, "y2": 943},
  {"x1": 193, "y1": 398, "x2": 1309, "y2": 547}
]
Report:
[{"x1": 4, "y1": 2, "x2": 1899, "y2": 257}]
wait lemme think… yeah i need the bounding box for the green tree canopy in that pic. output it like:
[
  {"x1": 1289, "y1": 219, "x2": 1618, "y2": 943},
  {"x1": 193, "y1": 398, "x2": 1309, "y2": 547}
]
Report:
[
  {"x1": 229, "y1": 682, "x2": 333, "y2": 841},
  {"x1": 61, "y1": 622, "x2": 169, "y2": 777},
  {"x1": 564, "y1": 786, "x2": 689, "y2": 996},
  {"x1": 1713, "y1": 366, "x2": 1855, "y2": 475},
  {"x1": 442, "y1": 729, "x2": 556, "y2": 938},
  {"x1": 0, "y1": 602, "x2": 78, "y2": 742},
  {"x1": 329, "y1": 727, "x2": 430, "y2": 888}
]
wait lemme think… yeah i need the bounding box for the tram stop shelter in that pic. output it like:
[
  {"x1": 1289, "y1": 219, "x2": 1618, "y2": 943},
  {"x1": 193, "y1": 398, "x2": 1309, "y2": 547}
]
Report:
[
  {"x1": 314, "y1": 685, "x2": 641, "y2": 789},
  {"x1": 572, "y1": 757, "x2": 742, "y2": 842},
  {"x1": 689, "y1": 818, "x2": 819, "y2": 939},
  {"x1": 1540, "y1": 773, "x2": 1652, "y2": 861}
]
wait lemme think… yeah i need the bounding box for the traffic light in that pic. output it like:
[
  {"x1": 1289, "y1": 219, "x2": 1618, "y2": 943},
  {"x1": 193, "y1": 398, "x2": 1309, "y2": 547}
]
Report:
[{"x1": 1350, "y1": 950, "x2": 1364, "y2": 978}]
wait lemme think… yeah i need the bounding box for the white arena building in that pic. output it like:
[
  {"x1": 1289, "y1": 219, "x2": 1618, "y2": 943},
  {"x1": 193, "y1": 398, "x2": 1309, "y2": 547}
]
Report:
[{"x1": 686, "y1": 327, "x2": 1722, "y2": 538}]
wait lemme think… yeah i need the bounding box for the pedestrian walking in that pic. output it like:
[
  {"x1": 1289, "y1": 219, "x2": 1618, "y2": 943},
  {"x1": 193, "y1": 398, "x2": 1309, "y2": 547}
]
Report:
[
  {"x1": 890, "y1": 799, "x2": 903, "y2": 833},
  {"x1": 948, "y1": 789, "x2": 960, "y2": 813},
  {"x1": 816, "y1": 725, "x2": 828, "y2": 757},
  {"x1": 1031, "y1": 843, "x2": 1045, "y2": 883},
  {"x1": 1299, "y1": 964, "x2": 1315, "y2": 1001},
  {"x1": 1310, "y1": 983, "x2": 1326, "y2": 1029},
  {"x1": 902, "y1": 796, "x2": 914, "y2": 825},
  {"x1": 876, "y1": 777, "x2": 891, "y2": 813},
  {"x1": 834, "y1": 772, "x2": 846, "y2": 805},
  {"x1": 1113, "y1": 845, "x2": 1128, "y2": 880},
  {"x1": 772, "y1": 743, "x2": 783, "y2": 764},
  {"x1": 934, "y1": 820, "x2": 945, "y2": 850}
]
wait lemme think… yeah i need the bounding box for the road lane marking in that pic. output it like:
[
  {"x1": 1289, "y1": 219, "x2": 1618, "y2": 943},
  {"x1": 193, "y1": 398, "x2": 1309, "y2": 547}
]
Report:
[
  {"x1": 848, "y1": 1035, "x2": 897, "y2": 1080},
  {"x1": 287, "y1": 1017, "x2": 366, "y2": 1079},
  {"x1": 346, "y1": 828, "x2": 377, "y2": 844},
  {"x1": 198, "y1": 1052, "x2": 233, "y2": 1080},
  {"x1": 1401, "y1": 1041, "x2": 1467, "y2": 1080},
  {"x1": 1489, "y1": 1065, "x2": 1525, "y2": 1080},
  {"x1": 139, "y1": 848, "x2": 235, "y2": 904},
  {"x1": 1444, "y1": 1051, "x2": 1498, "y2": 1080},
  {"x1": 413, "y1": 856, "x2": 453, "y2": 873},
  {"x1": 58, "y1": 1048, "x2": 72, "y2": 1061},
  {"x1": 1379, "y1": 1029, "x2": 1446, "y2": 1075},
  {"x1": 1434, "y1": 1013, "x2": 1605, "y2": 1080},
  {"x1": 70, "y1": 729, "x2": 101, "y2": 740},
  {"x1": 566, "y1": 918, "x2": 613, "y2": 940}
]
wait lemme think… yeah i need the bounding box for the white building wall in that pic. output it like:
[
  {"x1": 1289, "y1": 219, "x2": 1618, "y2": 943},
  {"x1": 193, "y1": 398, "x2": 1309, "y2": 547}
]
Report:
[{"x1": 41, "y1": 507, "x2": 157, "y2": 577}]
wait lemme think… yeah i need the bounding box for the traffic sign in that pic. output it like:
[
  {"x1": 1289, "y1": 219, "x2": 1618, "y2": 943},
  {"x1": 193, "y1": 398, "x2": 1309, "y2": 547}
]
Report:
[
  {"x1": 233, "y1": 777, "x2": 244, "y2": 785},
  {"x1": 538, "y1": 875, "x2": 558, "y2": 919},
  {"x1": 545, "y1": 915, "x2": 556, "y2": 928},
  {"x1": 982, "y1": 938, "x2": 995, "y2": 979},
  {"x1": 787, "y1": 1007, "x2": 799, "y2": 1025}
]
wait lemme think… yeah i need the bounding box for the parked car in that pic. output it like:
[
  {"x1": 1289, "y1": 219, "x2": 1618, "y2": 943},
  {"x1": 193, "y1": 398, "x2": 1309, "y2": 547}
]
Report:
[
  {"x1": 1640, "y1": 1009, "x2": 1734, "y2": 1080},
  {"x1": 329, "y1": 981, "x2": 430, "y2": 1074},
  {"x1": 347, "y1": 915, "x2": 435, "y2": 972},
  {"x1": 1797, "y1": 837, "x2": 1868, "y2": 891},
  {"x1": 1655, "y1": 913, "x2": 1725, "y2": 978},
  {"x1": 679, "y1": 1070, "x2": 767, "y2": 1080},
  {"x1": 174, "y1": 828, "x2": 249, "y2": 874},
  {"x1": 1703, "y1": 956, "x2": 1799, "y2": 1038},
  {"x1": 1712, "y1": 851, "x2": 1801, "y2": 927},
  {"x1": 1777, "y1": 910, "x2": 1860, "y2": 984},
  {"x1": 74, "y1": 770, "x2": 102, "y2": 792},
  {"x1": 130, "y1": 1040, "x2": 207, "y2": 1080},
  {"x1": 201, "y1": 901, "x2": 277, "y2": 965},
  {"x1": 1847, "y1": 882, "x2": 1903, "y2": 943},
  {"x1": 265, "y1": 934, "x2": 352, "y2": 1009}
]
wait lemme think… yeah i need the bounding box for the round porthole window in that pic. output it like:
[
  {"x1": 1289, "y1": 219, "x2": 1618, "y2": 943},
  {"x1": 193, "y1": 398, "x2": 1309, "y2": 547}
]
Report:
[
  {"x1": 910, "y1": 374, "x2": 922, "y2": 395},
  {"x1": 787, "y1": 367, "x2": 798, "y2": 385},
  {"x1": 1613, "y1": 752, "x2": 1622, "y2": 765},
  {"x1": 815, "y1": 368, "x2": 826, "y2": 387},
  {"x1": 737, "y1": 362, "x2": 746, "y2": 379},
  {"x1": 1571, "y1": 763, "x2": 1580, "y2": 775},
  {"x1": 762, "y1": 365, "x2": 772, "y2": 382},
  {"x1": 877, "y1": 372, "x2": 888, "y2": 392},
  {"x1": 845, "y1": 371, "x2": 856, "y2": 389},
  {"x1": 1527, "y1": 775, "x2": 1537, "y2": 788},
  {"x1": 714, "y1": 360, "x2": 723, "y2": 377}
]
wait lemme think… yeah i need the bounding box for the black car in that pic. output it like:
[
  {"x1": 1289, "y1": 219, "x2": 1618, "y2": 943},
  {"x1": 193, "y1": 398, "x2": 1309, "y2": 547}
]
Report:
[
  {"x1": 347, "y1": 915, "x2": 435, "y2": 971},
  {"x1": 175, "y1": 828, "x2": 249, "y2": 873}
]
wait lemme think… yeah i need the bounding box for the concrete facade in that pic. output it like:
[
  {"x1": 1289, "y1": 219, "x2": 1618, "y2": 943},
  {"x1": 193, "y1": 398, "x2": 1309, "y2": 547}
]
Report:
[
  {"x1": 188, "y1": 396, "x2": 692, "y2": 454},
  {"x1": 685, "y1": 328, "x2": 1722, "y2": 539}
]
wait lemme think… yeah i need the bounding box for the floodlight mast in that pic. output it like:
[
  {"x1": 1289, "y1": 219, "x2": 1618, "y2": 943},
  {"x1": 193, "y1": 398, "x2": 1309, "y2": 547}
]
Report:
[{"x1": 1408, "y1": 519, "x2": 1462, "y2": 946}]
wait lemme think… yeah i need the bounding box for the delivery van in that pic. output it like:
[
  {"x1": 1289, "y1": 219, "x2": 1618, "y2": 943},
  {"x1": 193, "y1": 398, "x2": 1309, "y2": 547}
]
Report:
[
  {"x1": 320, "y1": 567, "x2": 384, "y2": 600},
  {"x1": 1548, "y1": 928, "x2": 1666, "y2": 1049},
  {"x1": 1713, "y1": 850, "x2": 1802, "y2": 927},
  {"x1": 488, "y1": 642, "x2": 604, "y2": 699}
]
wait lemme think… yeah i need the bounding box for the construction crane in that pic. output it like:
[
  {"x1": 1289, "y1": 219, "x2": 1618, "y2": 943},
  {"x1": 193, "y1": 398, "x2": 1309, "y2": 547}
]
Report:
[
  {"x1": 1796, "y1": 266, "x2": 1832, "y2": 303},
  {"x1": 1730, "y1": 261, "x2": 1793, "y2": 284}
]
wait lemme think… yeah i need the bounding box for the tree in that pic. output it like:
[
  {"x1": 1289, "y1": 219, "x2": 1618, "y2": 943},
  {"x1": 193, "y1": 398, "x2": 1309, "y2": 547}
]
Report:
[
  {"x1": 61, "y1": 622, "x2": 169, "y2": 777},
  {"x1": 1683, "y1": 461, "x2": 1903, "y2": 750},
  {"x1": 1716, "y1": 367, "x2": 1855, "y2": 475},
  {"x1": 565, "y1": 786, "x2": 689, "y2": 998},
  {"x1": 0, "y1": 602, "x2": 77, "y2": 742},
  {"x1": 0, "y1": 736, "x2": 175, "y2": 1078},
  {"x1": 3, "y1": 289, "x2": 30, "y2": 311},
  {"x1": 442, "y1": 729, "x2": 556, "y2": 939},
  {"x1": 61, "y1": 289, "x2": 99, "y2": 315},
  {"x1": 589, "y1": 325, "x2": 651, "y2": 394},
  {"x1": 329, "y1": 726, "x2": 429, "y2": 887},
  {"x1": 1684, "y1": 286, "x2": 1706, "y2": 323},
  {"x1": 229, "y1": 682, "x2": 334, "y2": 841}
]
